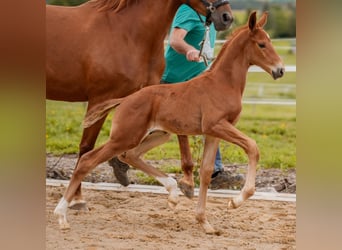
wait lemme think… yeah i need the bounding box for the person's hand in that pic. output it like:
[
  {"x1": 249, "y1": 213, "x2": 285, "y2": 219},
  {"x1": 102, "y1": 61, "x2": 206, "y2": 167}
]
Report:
[{"x1": 186, "y1": 49, "x2": 201, "y2": 62}]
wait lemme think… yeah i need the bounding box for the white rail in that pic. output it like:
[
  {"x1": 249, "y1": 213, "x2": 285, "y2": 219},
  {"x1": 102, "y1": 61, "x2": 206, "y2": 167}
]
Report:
[
  {"x1": 249, "y1": 65, "x2": 296, "y2": 72},
  {"x1": 46, "y1": 179, "x2": 296, "y2": 202},
  {"x1": 243, "y1": 99, "x2": 296, "y2": 106}
]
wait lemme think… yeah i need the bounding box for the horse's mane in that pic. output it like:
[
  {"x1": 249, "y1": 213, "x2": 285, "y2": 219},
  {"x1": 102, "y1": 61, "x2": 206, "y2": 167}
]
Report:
[
  {"x1": 89, "y1": 0, "x2": 139, "y2": 12},
  {"x1": 215, "y1": 21, "x2": 266, "y2": 58},
  {"x1": 210, "y1": 25, "x2": 249, "y2": 68}
]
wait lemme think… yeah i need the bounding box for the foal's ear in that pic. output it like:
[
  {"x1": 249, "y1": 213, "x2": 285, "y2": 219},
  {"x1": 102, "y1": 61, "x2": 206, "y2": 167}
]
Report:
[
  {"x1": 257, "y1": 12, "x2": 268, "y2": 28},
  {"x1": 248, "y1": 11, "x2": 257, "y2": 32}
]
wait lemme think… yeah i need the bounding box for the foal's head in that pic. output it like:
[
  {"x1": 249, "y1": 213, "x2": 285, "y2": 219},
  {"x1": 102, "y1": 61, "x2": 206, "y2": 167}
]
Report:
[{"x1": 245, "y1": 11, "x2": 285, "y2": 79}]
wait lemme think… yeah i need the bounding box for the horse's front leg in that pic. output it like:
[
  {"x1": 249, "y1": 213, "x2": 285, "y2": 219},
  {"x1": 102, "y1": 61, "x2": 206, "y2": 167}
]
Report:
[
  {"x1": 228, "y1": 136, "x2": 258, "y2": 209},
  {"x1": 225, "y1": 130, "x2": 258, "y2": 210},
  {"x1": 69, "y1": 114, "x2": 107, "y2": 211},
  {"x1": 208, "y1": 119, "x2": 258, "y2": 209},
  {"x1": 196, "y1": 136, "x2": 220, "y2": 234},
  {"x1": 177, "y1": 135, "x2": 195, "y2": 199}
]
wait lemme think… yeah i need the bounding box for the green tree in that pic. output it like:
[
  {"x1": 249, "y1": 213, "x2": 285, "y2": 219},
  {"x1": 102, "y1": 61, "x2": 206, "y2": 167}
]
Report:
[
  {"x1": 47, "y1": 0, "x2": 88, "y2": 6},
  {"x1": 217, "y1": 8, "x2": 250, "y2": 40},
  {"x1": 265, "y1": 5, "x2": 295, "y2": 38},
  {"x1": 287, "y1": 5, "x2": 296, "y2": 37}
]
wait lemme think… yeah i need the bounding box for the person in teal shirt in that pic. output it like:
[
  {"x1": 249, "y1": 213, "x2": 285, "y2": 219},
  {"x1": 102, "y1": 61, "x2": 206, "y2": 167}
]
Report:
[
  {"x1": 112, "y1": 4, "x2": 244, "y2": 190},
  {"x1": 162, "y1": 5, "x2": 216, "y2": 83}
]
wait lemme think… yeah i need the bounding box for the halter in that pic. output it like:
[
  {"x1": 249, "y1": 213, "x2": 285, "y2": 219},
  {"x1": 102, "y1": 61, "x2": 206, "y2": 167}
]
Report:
[
  {"x1": 186, "y1": 0, "x2": 229, "y2": 66},
  {"x1": 185, "y1": 0, "x2": 230, "y2": 66},
  {"x1": 186, "y1": 0, "x2": 230, "y2": 25}
]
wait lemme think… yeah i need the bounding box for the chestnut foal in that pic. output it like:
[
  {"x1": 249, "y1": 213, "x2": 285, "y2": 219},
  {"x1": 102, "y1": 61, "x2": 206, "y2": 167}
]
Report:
[{"x1": 54, "y1": 11, "x2": 284, "y2": 234}]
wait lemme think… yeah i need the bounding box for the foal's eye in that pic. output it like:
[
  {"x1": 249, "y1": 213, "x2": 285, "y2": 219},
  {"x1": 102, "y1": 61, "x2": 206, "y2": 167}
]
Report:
[{"x1": 258, "y1": 43, "x2": 266, "y2": 49}]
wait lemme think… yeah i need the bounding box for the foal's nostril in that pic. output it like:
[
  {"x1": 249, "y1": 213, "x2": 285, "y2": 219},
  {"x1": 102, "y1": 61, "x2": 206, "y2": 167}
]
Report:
[{"x1": 279, "y1": 67, "x2": 285, "y2": 76}]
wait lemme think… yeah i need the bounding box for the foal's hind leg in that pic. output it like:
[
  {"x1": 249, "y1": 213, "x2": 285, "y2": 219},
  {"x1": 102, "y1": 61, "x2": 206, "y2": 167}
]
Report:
[
  {"x1": 119, "y1": 131, "x2": 179, "y2": 209},
  {"x1": 177, "y1": 135, "x2": 195, "y2": 199},
  {"x1": 54, "y1": 141, "x2": 124, "y2": 229},
  {"x1": 70, "y1": 115, "x2": 107, "y2": 210}
]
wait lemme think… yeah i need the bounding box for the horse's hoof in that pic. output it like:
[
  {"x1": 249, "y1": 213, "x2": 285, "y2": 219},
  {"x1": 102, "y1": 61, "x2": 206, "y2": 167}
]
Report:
[
  {"x1": 54, "y1": 211, "x2": 70, "y2": 230},
  {"x1": 204, "y1": 226, "x2": 218, "y2": 235},
  {"x1": 167, "y1": 194, "x2": 179, "y2": 210},
  {"x1": 68, "y1": 200, "x2": 89, "y2": 211},
  {"x1": 199, "y1": 220, "x2": 219, "y2": 235},
  {"x1": 109, "y1": 157, "x2": 130, "y2": 186},
  {"x1": 178, "y1": 180, "x2": 194, "y2": 199},
  {"x1": 205, "y1": 227, "x2": 221, "y2": 235},
  {"x1": 168, "y1": 200, "x2": 177, "y2": 210},
  {"x1": 228, "y1": 199, "x2": 237, "y2": 210},
  {"x1": 59, "y1": 221, "x2": 70, "y2": 230}
]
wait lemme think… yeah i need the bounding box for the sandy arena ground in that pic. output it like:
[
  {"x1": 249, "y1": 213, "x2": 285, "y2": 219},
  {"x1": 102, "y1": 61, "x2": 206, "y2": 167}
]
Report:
[{"x1": 46, "y1": 185, "x2": 296, "y2": 249}]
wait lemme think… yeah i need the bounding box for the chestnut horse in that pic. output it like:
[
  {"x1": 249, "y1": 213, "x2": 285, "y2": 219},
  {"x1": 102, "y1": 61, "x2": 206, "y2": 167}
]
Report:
[
  {"x1": 46, "y1": 0, "x2": 233, "y2": 208},
  {"x1": 54, "y1": 11, "x2": 284, "y2": 233}
]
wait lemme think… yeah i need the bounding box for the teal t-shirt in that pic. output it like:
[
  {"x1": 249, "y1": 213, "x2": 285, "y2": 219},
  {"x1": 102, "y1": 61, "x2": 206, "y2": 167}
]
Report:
[{"x1": 161, "y1": 4, "x2": 216, "y2": 83}]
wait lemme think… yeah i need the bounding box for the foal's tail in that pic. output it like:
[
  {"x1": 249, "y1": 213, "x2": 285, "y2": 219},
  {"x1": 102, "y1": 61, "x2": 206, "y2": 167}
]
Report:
[{"x1": 83, "y1": 98, "x2": 123, "y2": 128}]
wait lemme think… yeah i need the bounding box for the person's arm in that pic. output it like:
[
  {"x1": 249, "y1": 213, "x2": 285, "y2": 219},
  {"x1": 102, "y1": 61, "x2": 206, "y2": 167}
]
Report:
[{"x1": 169, "y1": 27, "x2": 201, "y2": 62}]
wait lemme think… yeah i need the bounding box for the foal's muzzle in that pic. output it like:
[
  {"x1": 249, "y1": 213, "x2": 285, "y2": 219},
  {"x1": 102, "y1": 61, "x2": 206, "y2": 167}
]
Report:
[{"x1": 272, "y1": 67, "x2": 285, "y2": 79}]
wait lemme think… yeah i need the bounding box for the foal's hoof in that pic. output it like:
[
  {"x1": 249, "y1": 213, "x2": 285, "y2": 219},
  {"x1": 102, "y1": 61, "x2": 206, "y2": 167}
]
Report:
[
  {"x1": 205, "y1": 227, "x2": 221, "y2": 235},
  {"x1": 68, "y1": 199, "x2": 89, "y2": 211},
  {"x1": 228, "y1": 199, "x2": 238, "y2": 210},
  {"x1": 59, "y1": 221, "x2": 70, "y2": 230},
  {"x1": 199, "y1": 220, "x2": 220, "y2": 235},
  {"x1": 167, "y1": 194, "x2": 179, "y2": 210},
  {"x1": 168, "y1": 200, "x2": 177, "y2": 210},
  {"x1": 203, "y1": 225, "x2": 219, "y2": 235},
  {"x1": 178, "y1": 180, "x2": 194, "y2": 199},
  {"x1": 55, "y1": 212, "x2": 70, "y2": 230},
  {"x1": 54, "y1": 210, "x2": 70, "y2": 230}
]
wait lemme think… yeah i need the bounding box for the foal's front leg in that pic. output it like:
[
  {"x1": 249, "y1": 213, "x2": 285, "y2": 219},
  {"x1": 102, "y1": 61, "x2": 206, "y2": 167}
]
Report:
[
  {"x1": 177, "y1": 135, "x2": 195, "y2": 199},
  {"x1": 226, "y1": 131, "x2": 258, "y2": 209},
  {"x1": 209, "y1": 120, "x2": 259, "y2": 209}
]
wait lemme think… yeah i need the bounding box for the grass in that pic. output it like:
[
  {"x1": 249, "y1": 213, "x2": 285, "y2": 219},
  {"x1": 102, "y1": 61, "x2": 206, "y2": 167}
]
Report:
[{"x1": 247, "y1": 71, "x2": 296, "y2": 85}]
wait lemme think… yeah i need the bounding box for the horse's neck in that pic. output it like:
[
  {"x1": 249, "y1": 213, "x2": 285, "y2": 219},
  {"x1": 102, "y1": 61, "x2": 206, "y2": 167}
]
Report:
[
  {"x1": 109, "y1": 0, "x2": 181, "y2": 44},
  {"x1": 144, "y1": 0, "x2": 181, "y2": 41},
  {"x1": 210, "y1": 32, "x2": 250, "y2": 93}
]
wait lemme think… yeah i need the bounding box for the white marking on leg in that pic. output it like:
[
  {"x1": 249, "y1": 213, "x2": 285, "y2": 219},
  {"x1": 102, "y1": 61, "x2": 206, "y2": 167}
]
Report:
[
  {"x1": 229, "y1": 194, "x2": 244, "y2": 209},
  {"x1": 156, "y1": 176, "x2": 177, "y2": 192},
  {"x1": 228, "y1": 186, "x2": 255, "y2": 209},
  {"x1": 54, "y1": 197, "x2": 70, "y2": 229},
  {"x1": 156, "y1": 176, "x2": 179, "y2": 208}
]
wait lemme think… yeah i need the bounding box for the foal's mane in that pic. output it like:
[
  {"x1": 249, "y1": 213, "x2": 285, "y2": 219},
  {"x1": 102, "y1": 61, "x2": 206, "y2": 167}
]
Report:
[
  {"x1": 213, "y1": 19, "x2": 268, "y2": 65},
  {"x1": 210, "y1": 25, "x2": 249, "y2": 68},
  {"x1": 89, "y1": 0, "x2": 139, "y2": 12}
]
